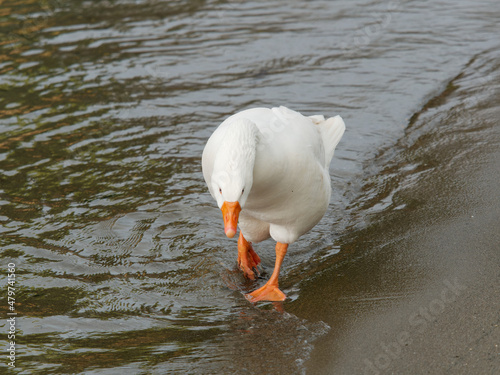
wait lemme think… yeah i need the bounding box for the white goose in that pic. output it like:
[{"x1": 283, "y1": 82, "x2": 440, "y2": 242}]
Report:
[{"x1": 202, "y1": 106, "x2": 345, "y2": 302}]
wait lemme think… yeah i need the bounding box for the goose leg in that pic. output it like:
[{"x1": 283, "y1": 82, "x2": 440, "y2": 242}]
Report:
[
  {"x1": 246, "y1": 242, "x2": 288, "y2": 302},
  {"x1": 237, "y1": 232, "x2": 261, "y2": 280}
]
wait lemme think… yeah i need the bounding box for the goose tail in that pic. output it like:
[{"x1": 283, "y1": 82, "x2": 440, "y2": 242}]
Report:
[{"x1": 310, "y1": 115, "x2": 345, "y2": 166}]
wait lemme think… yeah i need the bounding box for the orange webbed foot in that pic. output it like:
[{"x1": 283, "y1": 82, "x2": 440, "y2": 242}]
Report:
[
  {"x1": 245, "y1": 242, "x2": 288, "y2": 303},
  {"x1": 237, "y1": 233, "x2": 261, "y2": 280},
  {"x1": 245, "y1": 282, "x2": 286, "y2": 303}
]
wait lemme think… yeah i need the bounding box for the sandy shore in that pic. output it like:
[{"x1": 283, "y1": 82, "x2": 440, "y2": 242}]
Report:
[{"x1": 291, "y1": 81, "x2": 500, "y2": 374}]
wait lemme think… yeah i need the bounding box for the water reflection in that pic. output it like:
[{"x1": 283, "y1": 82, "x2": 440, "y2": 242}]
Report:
[{"x1": 1, "y1": 0, "x2": 499, "y2": 373}]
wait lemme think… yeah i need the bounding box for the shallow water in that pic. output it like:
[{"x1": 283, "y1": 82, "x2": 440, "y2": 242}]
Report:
[{"x1": 0, "y1": 0, "x2": 499, "y2": 373}]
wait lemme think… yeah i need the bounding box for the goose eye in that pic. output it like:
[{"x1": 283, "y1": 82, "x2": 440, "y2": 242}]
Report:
[
  {"x1": 219, "y1": 188, "x2": 222, "y2": 194},
  {"x1": 241, "y1": 188, "x2": 245, "y2": 194}
]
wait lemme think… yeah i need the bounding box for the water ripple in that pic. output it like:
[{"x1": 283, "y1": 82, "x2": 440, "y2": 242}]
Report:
[{"x1": 1, "y1": 0, "x2": 499, "y2": 373}]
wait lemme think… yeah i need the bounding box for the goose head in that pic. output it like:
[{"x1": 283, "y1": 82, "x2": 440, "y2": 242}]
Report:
[{"x1": 211, "y1": 119, "x2": 259, "y2": 238}]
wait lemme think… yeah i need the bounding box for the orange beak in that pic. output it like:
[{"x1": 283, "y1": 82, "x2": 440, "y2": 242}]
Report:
[{"x1": 221, "y1": 201, "x2": 241, "y2": 238}]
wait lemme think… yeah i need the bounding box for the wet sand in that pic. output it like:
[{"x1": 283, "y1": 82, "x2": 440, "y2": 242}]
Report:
[
  {"x1": 305, "y1": 146, "x2": 500, "y2": 374},
  {"x1": 2, "y1": 1, "x2": 499, "y2": 373},
  {"x1": 291, "y1": 73, "x2": 500, "y2": 374}
]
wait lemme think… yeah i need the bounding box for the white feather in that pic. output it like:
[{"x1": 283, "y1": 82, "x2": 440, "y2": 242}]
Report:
[{"x1": 202, "y1": 106, "x2": 345, "y2": 244}]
